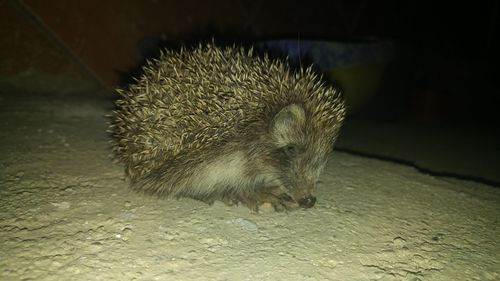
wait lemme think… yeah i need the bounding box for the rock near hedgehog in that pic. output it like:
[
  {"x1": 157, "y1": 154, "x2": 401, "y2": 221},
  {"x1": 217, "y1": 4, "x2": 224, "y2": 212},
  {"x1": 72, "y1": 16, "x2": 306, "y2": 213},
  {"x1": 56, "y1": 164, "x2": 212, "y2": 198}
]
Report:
[{"x1": 110, "y1": 43, "x2": 346, "y2": 212}]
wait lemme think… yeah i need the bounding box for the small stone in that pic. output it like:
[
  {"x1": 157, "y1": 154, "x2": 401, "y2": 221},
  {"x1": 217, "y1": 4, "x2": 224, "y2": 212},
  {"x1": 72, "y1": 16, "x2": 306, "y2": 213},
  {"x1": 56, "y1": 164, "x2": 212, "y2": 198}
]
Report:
[
  {"x1": 227, "y1": 218, "x2": 258, "y2": 231},
  {"x1": 393, "y1": 236, "x2": 406, "y2": 247}
]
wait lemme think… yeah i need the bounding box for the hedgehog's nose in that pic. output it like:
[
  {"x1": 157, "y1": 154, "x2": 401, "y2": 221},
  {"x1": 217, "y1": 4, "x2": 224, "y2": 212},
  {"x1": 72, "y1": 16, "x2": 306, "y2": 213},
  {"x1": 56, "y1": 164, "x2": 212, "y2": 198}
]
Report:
[{"x1": 298, "y1": 196, "x2": 316, "y2": 208}]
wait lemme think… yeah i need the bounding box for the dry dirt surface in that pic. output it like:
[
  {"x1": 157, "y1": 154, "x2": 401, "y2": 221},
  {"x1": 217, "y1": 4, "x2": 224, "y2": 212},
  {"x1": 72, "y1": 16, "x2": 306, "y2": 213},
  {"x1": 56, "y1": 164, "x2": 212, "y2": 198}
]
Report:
[{"x1": 1, "y1": 93, "x2": 499, "y2": 281}]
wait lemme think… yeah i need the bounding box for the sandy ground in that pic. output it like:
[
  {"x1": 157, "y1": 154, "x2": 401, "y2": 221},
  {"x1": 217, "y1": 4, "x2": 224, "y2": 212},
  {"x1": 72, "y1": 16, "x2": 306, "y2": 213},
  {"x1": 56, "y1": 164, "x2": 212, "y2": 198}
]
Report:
[{"x1": 0, "y1": 92, "x2": 499, "y2": 281}]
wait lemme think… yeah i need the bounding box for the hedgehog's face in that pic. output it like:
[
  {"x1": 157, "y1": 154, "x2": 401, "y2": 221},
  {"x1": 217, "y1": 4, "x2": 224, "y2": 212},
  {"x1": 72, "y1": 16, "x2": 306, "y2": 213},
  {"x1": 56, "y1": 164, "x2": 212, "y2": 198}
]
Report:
[{"x1": 269, "y1": 104, "x2": 332, "y2": 210}]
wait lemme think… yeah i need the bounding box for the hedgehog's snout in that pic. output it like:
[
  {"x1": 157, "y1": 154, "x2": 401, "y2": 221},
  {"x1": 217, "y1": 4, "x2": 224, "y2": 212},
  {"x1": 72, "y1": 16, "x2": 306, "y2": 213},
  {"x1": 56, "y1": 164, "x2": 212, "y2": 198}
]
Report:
[{"x1": 298, "y1": 196, "x2": 316, "y2": 208}]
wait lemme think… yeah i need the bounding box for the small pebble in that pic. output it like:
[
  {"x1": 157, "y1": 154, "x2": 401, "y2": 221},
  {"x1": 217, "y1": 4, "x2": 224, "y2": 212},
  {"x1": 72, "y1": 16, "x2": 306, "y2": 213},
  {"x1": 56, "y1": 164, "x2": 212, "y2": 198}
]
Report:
[{"x1": 226, "y1": 218, "x2": 258, "y2": 231}]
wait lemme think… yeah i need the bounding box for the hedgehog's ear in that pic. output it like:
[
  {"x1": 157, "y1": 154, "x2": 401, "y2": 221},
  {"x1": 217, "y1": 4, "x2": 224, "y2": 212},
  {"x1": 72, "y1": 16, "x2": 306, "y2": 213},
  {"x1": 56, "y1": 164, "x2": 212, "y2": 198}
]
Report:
[{"x1": 270, "y1": 104, "x2": 305, "y2": 145}]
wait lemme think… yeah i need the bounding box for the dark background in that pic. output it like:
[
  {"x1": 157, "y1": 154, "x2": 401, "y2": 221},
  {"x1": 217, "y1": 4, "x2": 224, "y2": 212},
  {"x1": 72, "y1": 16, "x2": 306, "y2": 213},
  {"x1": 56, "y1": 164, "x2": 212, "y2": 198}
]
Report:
[
  {"x1": 2, "y1": 0, "x2": 499, "y2": 124},
  {"x1": 1, "y1": 0, "x2": 499, "y2": 184}
]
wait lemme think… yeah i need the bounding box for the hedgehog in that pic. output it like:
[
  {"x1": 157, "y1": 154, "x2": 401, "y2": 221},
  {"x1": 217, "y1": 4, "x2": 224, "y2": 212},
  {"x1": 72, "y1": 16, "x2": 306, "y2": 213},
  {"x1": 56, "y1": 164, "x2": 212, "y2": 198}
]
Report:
[{"x1": 110, "y1": 43, "x2": 346, "y2": 212}]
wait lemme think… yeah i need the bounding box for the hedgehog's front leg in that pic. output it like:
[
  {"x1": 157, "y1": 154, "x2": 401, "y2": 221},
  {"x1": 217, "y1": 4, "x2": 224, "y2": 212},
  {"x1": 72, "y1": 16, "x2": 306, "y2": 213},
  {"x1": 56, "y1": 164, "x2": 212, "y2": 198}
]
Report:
[
  {"x1": 260, "y1": 186, "x2": 299, "y2": 212},
  {"x1": 239, "y1": 186, "x2": 298, "y2": 212}
]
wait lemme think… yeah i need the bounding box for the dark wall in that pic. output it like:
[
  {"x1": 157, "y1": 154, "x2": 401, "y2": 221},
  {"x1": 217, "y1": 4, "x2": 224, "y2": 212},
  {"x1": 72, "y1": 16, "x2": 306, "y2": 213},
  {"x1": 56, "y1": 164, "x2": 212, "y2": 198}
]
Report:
[{"x1": 1, "y1": 0, "x2": 498, "y2": 125}]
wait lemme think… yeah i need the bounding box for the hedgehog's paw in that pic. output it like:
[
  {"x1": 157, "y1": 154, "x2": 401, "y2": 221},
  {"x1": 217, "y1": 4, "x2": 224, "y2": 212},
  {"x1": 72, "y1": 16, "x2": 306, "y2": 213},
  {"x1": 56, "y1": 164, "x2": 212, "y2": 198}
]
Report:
[
  {"x1": 200, "y1": 197, "x2": 216, "y2": 205},
  {"x1": 273, "y1": 193, "x2": 300, "y2": 212},
  {"x1": 219, "y1": 194, "x2": 239, "y2": 207},
  {"x1": 231, "y1": 193, "x2": 264, "y2": 213},
  {"x1": 263, "y1": 193, "x2": 300, "y2": 212},
  {"x1": 253, "y1": 187, "x2": 299, "y2": 212},
  {"x1": 241, "y1": 197, "x2": 261, "y2": 213},
  {"x1": 233, "y1": 187, "x2": 299, "y2": 213}
]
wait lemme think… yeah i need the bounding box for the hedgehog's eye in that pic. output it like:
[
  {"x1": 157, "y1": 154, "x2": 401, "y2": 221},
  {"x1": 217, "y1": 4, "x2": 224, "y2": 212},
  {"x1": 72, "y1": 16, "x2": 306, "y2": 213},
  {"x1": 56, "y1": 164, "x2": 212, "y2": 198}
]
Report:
[{"x1": 283, "y1": 144, "x2": 297, "y2": 157}]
